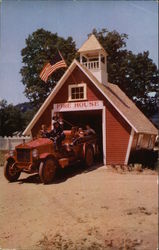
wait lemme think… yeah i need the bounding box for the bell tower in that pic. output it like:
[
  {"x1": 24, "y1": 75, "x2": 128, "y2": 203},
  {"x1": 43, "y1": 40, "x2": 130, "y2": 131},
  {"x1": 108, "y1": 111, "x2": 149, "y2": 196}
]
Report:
[{"x1": 78, "y1": 34, "x2": 108, "y2": 86}]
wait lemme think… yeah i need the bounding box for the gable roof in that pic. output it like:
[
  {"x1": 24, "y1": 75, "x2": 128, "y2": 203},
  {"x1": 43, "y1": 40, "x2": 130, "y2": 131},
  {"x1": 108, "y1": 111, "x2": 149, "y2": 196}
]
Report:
[
  {"x1": 78, "y1": 34, "x2": 107, "y2": 55},
  {"x1": 23, "y1": 59, "x2": 158, "y2": 136}
]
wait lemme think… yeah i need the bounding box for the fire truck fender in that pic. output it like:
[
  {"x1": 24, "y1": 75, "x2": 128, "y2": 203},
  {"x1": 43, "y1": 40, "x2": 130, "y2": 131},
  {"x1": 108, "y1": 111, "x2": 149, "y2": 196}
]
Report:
[
  {"x1": 39, "y1": 153, "x2": 54, "y2": 160},
  {"x1": 39, "y1": 153, "x2": 58, "y2": 166}
]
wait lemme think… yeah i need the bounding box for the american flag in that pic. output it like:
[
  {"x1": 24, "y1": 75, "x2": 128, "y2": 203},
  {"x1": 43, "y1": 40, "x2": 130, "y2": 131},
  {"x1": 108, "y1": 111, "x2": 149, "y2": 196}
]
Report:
[{"x1": 40, "y1": 50, "x2": 67, "y2": 82}]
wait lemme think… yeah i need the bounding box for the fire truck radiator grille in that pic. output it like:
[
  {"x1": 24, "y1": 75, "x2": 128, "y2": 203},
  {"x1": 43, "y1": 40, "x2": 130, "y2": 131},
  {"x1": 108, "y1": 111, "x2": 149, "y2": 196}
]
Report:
[{"x1": 17, "y1": 149, "x2": 30, "y2": 162}]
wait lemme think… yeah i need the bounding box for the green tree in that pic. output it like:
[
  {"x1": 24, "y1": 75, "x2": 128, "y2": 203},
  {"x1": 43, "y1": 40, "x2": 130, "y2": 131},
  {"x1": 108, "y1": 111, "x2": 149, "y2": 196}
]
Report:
[
  {"x1": 21, "y1": 107, "x2": 37, "y2": 129},
  {"x1": 0, "y1": 100, "x2": 24, "y2": 136},
  {"x1": 20, "y1": 28, "x2": 77, "y2": 107},
  {"x1": 91, "y1": 28, "x2": 159, "y2": 117}
]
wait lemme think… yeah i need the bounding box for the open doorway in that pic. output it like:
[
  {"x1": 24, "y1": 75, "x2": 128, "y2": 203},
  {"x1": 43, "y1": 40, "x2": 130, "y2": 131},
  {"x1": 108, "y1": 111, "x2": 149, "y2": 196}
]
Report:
[{"x1": 61, "y1": 110, "x2": 103, "y2": 162}]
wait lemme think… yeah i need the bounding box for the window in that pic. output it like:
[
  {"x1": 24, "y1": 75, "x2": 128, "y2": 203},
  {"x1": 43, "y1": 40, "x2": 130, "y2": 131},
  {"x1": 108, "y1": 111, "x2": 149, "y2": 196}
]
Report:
[{"x1": 68, "y1": 83, "x2": 87, "y2": 101}]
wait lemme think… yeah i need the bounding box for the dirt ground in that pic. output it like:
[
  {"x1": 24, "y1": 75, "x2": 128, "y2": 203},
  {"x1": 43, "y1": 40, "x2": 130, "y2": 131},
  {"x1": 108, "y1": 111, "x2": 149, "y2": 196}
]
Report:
[{"x1": 0, "y1": 164, "x2": 158, "y2": 250}]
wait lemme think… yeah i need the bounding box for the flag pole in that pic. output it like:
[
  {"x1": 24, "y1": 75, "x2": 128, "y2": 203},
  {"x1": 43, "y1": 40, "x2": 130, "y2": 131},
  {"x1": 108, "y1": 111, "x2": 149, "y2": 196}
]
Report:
[{"x1": 58, "y1": 49, "x2": 78, "y2": 84}]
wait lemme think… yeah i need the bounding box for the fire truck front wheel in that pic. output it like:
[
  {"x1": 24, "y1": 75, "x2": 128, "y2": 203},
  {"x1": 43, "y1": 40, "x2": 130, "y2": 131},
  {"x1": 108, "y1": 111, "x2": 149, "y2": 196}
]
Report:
[
  {"x1": 39, "y1": 158, "x2": 57, "y2": 184},
  {"x1": 4, "y1": 160, "x2": 21, "y2": 182}
]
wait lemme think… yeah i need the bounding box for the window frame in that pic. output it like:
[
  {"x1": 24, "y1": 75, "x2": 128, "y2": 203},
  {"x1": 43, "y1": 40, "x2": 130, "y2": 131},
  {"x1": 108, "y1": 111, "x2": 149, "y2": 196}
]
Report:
[{"x1": 68, "y1": 83, "x2": 87, "y2": 102}]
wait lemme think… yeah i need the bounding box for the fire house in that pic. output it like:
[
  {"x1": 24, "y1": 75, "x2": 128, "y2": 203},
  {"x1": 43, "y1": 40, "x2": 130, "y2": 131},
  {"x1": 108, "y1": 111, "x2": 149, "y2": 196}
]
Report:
[{"x1": 23, "y1": 34, "x2": 158, "y2": 165}]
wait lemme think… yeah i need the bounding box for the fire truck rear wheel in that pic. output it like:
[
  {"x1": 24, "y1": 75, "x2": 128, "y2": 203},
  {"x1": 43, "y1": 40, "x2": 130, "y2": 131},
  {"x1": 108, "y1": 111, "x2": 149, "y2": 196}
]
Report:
[
  {"x1": 85, "y1": 145, "x2": 94, "y2": 168},
  {"x1": 4, "y1": 160, "x2": 21, "y2": 182},
  {"x1": 39, "y1": 158, "x2": 56, "y2": 184}
]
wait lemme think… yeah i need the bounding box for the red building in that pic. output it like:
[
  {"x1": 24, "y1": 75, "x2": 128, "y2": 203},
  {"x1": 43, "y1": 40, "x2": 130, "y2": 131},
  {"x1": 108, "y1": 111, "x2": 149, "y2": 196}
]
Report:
[{"x1": 24, "y1": 35, "x2": 158, "y2": 165}]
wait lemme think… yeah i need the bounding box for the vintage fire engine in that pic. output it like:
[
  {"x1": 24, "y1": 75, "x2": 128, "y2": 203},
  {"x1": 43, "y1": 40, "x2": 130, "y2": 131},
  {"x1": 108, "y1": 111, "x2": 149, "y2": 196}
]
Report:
[{"x1": 4, "y1": 131, "x2": 99, "y2": 184}]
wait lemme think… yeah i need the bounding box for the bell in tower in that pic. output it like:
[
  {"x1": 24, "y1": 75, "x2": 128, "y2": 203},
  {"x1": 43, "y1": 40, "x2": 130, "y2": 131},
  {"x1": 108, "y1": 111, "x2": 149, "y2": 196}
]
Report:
[{"x1": 78, "y1": 34, "x2": 108, "y2": 86}]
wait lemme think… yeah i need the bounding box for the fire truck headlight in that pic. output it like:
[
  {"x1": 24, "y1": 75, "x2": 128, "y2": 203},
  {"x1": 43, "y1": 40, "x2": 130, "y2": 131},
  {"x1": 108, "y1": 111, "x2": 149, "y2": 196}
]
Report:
[{"x1": 32, "y1": 149, "x2": 39, "y2": 158}]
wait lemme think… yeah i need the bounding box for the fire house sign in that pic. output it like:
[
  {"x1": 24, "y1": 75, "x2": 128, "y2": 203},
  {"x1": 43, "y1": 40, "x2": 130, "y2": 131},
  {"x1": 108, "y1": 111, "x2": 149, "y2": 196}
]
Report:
[{"x1": 54, "y1": 100, "x2": 104, "y2": 112}]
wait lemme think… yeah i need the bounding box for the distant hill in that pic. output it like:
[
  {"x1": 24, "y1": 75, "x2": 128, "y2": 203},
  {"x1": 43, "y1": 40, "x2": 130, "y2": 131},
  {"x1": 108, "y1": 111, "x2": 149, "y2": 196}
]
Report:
[{"x1": 15, "y1": 102, "x2": 34, "y2": 112}]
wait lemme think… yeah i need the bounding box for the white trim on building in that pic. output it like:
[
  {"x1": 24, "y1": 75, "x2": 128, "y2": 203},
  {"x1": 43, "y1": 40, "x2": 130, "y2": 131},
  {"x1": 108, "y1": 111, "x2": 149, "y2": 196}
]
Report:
[
  {"x1": 102, "y1": 106, "x2": 106, "y2": 165},
  {"x1": 68, "y1": 83, "x2": 87, "y2": 101},
  {"x1": 125, "y1": 129, "x2": 134, "y2": 165}
]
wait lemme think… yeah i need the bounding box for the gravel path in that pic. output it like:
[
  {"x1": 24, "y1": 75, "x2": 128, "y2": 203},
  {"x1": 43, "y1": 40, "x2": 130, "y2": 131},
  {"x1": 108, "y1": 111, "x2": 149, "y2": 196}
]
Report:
[{"x1": 0, "y1": 165, "x2": 158, "y2": 249}]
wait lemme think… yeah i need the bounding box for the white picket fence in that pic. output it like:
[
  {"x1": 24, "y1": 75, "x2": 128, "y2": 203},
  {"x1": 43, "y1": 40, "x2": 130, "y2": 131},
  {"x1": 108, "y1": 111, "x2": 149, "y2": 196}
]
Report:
[{"x1": 0, "y1": 136, "x2": 31, "y2": 150}]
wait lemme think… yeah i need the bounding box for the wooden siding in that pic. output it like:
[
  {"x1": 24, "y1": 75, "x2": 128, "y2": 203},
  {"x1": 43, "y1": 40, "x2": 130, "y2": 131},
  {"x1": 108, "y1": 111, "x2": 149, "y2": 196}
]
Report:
[
  {"x1": 142, "y1": 134, "x2": 150, "y2": 148},
  {"x1": 53, "y1": 66, "x2": 103, "y2": 103},
  {"x1": 131, "y1": 133, "x2": 156, "y2": 151},
  {"x1": 106, "y1": 101, "x2": 131, "y2": 164},
  {"x1": 131, "y1": 132, "x2": 138, "y2": 150}
]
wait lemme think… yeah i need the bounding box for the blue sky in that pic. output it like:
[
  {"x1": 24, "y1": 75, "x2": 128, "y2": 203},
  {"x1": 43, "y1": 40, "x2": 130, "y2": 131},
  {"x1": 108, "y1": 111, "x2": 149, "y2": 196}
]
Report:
[{"x1": 0, "y1": 0, "x2": 158, "y2": 105}]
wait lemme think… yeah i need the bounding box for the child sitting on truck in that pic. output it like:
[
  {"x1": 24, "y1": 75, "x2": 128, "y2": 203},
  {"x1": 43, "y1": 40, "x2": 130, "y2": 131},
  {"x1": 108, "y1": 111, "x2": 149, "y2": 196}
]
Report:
[{"x1": 39, "y1": 124, "x2": 49, "y2": 138}]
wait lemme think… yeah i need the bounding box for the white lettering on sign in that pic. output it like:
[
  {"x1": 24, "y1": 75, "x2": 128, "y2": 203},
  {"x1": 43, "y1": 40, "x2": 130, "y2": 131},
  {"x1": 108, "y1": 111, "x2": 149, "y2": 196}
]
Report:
[{"x1": 53, "y1": 100, "x2": 103, "y2": 112}]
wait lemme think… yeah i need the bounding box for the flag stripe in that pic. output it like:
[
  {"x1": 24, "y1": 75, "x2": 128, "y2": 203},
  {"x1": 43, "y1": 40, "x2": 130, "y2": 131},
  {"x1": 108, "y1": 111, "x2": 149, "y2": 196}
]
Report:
[
  {"x1": 40, "y1": 51, "x2": 67, "y2": 83},
  {"x1": 41, "y1": 61, "x2": 66, "y2": 82},
  {"x1": 40, "y1": 61, "x2": 66, "y2": 82},
  {"x1": 40, "y1": 63, "x2": 51, "y2": 79},
  {"x1": 40, "y1": 63, "x2": 51, "y2": 80},
  {"x1": 46, "y1": 61, "x2": 66, "y2": 76},
  {"x1": 40, "y1": 63, "x2": 50, "y2": 76}
]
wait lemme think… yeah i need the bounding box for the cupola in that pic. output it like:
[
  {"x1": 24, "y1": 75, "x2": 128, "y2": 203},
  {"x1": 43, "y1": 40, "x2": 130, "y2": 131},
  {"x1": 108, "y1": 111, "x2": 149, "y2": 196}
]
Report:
[{"x1": 78, "y1": 34, "x2": 108, "y2": 86}]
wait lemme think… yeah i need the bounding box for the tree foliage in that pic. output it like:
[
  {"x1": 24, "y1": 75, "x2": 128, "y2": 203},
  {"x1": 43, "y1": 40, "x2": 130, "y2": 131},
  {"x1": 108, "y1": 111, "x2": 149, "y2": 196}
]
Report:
[
  {"x1": 20, "y1": 28, "x2": 77, "y2": 107},
  {"x1": 0, "y1": 100, "x2": 24, "y2": 136},
  {"x1": 0, "y1": 100, "x2": 38, "y2": 136}
]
